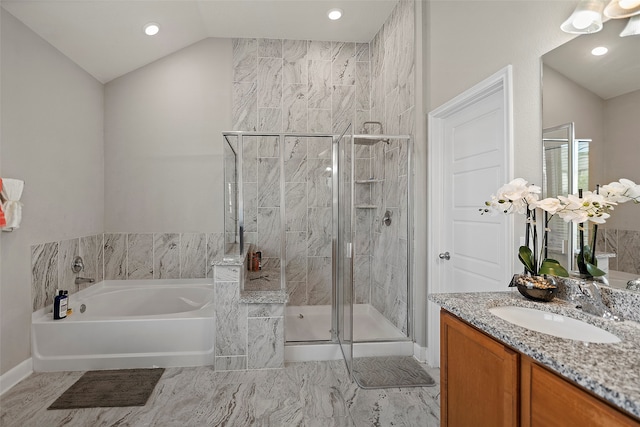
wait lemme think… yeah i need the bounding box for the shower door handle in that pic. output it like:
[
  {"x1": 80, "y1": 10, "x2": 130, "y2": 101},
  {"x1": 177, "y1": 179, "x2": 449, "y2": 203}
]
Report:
[{"x1": 439, "y1": 251, "x2": 451, "y2": 261}]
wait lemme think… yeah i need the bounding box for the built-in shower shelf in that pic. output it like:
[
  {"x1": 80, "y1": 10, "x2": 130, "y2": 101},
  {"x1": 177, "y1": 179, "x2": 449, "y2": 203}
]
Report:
[
  {"x1": 355, "y1": 179, "x2": 384, "y2": 184},
  {"x1": 355, "y1": 205, "x2": 377, "y2": 209}
]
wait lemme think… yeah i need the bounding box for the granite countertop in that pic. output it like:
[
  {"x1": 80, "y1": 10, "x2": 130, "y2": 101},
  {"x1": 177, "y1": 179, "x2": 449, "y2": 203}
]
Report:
[{"x1": 429, "y1": 291, "x2": 640, "y2": 419}]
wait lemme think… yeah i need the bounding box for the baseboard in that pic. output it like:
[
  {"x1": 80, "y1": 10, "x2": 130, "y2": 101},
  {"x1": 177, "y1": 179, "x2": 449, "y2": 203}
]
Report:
[
  {"x1": 0, "y1": 358, "x2": 33, "y2": 396},
  {"x1": 413, "y1": 343, "x2": 428, "y2": 363}
]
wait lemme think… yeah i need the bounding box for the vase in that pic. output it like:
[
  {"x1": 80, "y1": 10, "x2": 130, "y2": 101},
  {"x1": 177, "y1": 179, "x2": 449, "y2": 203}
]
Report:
[{"x1": 509, "y1": 274, "x2": 558, "y2": 302}]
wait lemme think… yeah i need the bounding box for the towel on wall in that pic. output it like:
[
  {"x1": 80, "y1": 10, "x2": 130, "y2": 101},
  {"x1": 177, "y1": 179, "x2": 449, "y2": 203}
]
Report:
[
  {"x1": 0, "y1": 179, "x2": 6, "y2": 228},
  {"x1": 1, "y1": 178, "x2": 24, "y2": 231}
]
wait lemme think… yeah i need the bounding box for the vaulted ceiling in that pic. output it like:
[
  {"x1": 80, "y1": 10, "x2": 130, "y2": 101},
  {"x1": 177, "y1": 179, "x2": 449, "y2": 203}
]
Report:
[{"x1": 1, "y1": 0, "x2": 398, "y2": 83}]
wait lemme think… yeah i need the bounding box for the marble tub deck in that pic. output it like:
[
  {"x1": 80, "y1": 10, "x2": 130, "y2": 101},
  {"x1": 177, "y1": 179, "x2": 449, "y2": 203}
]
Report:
[{"x1": 0, "y1": 361, "x2": 441, "y2": 427}]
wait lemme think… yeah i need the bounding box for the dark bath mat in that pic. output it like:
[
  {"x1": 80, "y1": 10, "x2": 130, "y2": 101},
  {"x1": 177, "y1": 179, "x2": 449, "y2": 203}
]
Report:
[
  {"x1": 48, "y1": 368, "x2": 164, "y2": 409},
  {"x1": 352, "y1": 356, "x2": 436, "y2": 389}
]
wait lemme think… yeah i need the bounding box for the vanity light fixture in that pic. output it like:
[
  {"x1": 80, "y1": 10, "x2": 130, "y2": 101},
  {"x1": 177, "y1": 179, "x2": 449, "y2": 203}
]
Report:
[
  {"x1": 604, "y1": 0, "x2": 640, "y2": 18},
  {"x1": 143, "y1": 22, "x2": 160, "y2": 36},
  {"x1": 620, "y1": 14, "x2": 640, "y2": 35},
  {"x1": 562, "y1": 0, "x2": 640, "y2": 35},
  {"x1": 327, "y1": 8, "x2": 343, "y2": 20},
  {"x1": 561, "y1": 0, "x2": 605, "y2": 34},
  {"x1": 591, "y1": 46, "x2": 609, "y2": 55}
]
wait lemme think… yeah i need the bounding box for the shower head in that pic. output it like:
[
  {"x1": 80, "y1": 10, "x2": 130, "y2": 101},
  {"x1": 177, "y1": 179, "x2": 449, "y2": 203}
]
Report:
[
  {"x1": 356, "y1": 121, "x2": 390, "y2": 145},
  {"x1": 354, "y1": 135, "x2": 388, "y2": 146}
]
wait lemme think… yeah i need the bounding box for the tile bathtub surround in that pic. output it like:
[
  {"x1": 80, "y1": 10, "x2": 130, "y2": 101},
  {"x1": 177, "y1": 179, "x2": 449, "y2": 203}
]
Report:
[
  {"x1": 31, "y1": 234, "x2": 103, "y2": 311},
  {"x1": 31, "y1": 233, "x2": 225, "y2": 312},
  {"x1": 0, "y1": 360, "x2": 441, "y2": 427}
]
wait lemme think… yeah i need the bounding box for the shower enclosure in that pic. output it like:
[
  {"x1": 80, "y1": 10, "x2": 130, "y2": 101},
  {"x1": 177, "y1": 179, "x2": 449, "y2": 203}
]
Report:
[{"x1": 223, "y1": 127, "x2": 413, "y2": 373}]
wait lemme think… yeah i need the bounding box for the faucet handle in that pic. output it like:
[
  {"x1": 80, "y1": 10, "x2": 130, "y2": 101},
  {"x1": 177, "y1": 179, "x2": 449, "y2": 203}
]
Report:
[{"x1": 71, "y1": 256, "x2": 84, "y2": 273}]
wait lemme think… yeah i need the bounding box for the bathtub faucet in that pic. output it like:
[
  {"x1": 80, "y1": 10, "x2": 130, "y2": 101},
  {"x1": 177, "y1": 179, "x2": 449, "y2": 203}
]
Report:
[{"x1": 75, "y1": 277, "x2": 95, "y2": 285}]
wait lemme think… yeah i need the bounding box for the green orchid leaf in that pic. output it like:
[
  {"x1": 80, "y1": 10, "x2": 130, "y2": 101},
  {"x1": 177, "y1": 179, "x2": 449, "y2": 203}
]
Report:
[
  {"x1": 518, "y1": 246, "x2": 536, "y2": 275},
  {"x1": 585, "y1": 261, "x2": 606, "y2": 277},
  {"x1": 539, "y1": 259, "x2": 569, "y2": 277}
]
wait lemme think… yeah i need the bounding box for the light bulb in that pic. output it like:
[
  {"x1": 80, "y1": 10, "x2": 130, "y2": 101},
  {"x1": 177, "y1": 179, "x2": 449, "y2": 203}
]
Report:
[
  {"x1": 143, "y1": 23, "x2": 160, "y2": 36},
  {"x1": 618, "y1": 0, "x2": 640, "y2": 9},
  {"x1": 573, "y1": 10, "x2": 600, "y2": 29}
]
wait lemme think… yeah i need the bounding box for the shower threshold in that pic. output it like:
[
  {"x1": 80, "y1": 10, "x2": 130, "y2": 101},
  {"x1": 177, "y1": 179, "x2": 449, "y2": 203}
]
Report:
[{"x1": 284, "y1": 304, "x2": 412, "y2": 362}]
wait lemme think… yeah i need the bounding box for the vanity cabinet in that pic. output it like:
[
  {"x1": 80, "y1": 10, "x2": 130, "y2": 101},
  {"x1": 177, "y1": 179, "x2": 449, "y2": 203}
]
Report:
[
  {"x1": 440, "y1": 310, "x2": 519, "y2": 426},
  {"x1": 520, "y1": 356, "x2": 639, "y2": 427},
  {"x1": 440, "y1": 309, "x2": 640, "y2": 427}
]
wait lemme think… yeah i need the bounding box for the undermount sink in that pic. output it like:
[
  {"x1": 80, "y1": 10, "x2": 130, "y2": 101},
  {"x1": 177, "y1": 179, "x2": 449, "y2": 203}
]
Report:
[{"x1": 489, "y1": 306, "x2": 621, "y2": 344}]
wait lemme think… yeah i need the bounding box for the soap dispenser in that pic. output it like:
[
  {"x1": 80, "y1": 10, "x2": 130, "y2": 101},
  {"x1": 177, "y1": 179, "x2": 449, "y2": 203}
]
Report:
[{"x1": 54, "y1": 290, "x2": 68, "y2": 320}]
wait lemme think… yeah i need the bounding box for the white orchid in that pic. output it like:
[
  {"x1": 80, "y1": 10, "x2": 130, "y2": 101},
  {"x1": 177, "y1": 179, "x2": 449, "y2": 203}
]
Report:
[
  {"x1": 554, "y1": 192, "x2": 614, "y2": 224},
  {"x1": 482, "y1": 178, "x2": 541, "y2": 215},
  {"x1": 601, "y1": 178, "x2": 640, "y2": 204},
  {"x1": 482, "y1": 177, "x2": 638, "y2": 279},
  {"x1": 535, "y1": 197, "x2": 562, "y2": 215}
]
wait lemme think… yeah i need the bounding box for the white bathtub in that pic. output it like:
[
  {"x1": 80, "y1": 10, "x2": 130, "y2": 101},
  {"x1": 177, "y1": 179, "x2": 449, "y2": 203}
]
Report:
[{"x1": 32, "y1": 279, "x2": 215, "y2": 372}]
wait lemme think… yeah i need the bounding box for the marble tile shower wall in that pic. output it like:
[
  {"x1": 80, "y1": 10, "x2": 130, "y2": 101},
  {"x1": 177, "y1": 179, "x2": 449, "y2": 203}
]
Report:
[
  {"x1": 31, "y1": 233, "x2": 225, "y2": 311},
  {"x1": 232, "y1": 34, "x2": 372, "y2": 306},
  {"x1": 596, "y1": 228, "x2": 640, "y2": 274},
  {"x1": 367, "y1": 0, "x2": 415, "y2": 334},
  {"x1": 231, "y1": 0, "x2": 415, "y2": 321}
]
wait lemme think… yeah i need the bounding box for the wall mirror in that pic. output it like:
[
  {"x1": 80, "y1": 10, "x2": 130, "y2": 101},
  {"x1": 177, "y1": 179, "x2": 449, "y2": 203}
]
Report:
[{"x1": 542, "y1": 18, "x2": 640, "y2": 289}]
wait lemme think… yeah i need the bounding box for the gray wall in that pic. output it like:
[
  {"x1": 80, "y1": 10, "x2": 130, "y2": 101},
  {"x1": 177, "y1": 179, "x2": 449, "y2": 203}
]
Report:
[
  {"x1": 0, "y1": 10, "x2": 104, "y2": 375},
  {"x1": 104, "y1": 37, "x2": 232, "y2": 233}
]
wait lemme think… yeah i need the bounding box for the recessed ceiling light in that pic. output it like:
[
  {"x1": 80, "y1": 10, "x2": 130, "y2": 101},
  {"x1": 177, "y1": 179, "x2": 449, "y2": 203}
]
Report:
[
  {"x1": 591, "y1": 46, "x2": 608, "y2": 56},
  {"x1": 143, "y1": 23, "x2": 160, "y2": 36},
  {"x1": 327, "y1": 8, "x2": 343, "y2": 20}
]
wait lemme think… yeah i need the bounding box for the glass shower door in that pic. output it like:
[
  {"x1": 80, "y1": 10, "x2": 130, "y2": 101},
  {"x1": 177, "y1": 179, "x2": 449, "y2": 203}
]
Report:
[{"x1": 334, "y1": 125, "x2": 354, "y2": 374}]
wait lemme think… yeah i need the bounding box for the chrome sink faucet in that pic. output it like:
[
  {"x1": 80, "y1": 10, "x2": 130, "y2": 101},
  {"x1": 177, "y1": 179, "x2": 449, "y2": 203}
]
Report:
[
  {"x1": 627, "y1": 278, "x2": 640, "y2": 291},
  {"x1": 570, "y1": 279, "x2": 623, "y2": 322}
]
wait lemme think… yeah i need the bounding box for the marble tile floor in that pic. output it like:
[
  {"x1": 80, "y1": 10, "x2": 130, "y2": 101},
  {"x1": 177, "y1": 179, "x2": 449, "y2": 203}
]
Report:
[{"x1": 0, "y1": 360, "x2": 440, "y2": 427}]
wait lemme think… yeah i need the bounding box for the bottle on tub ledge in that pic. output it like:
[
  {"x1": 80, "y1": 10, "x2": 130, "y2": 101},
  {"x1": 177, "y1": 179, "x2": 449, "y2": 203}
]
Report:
[
  {"x1": 248, "y1": 250, "x2": 262, "y2": 272},
  {"x1": 53, "y1": 290, "x2": 68, "y2": 320}
]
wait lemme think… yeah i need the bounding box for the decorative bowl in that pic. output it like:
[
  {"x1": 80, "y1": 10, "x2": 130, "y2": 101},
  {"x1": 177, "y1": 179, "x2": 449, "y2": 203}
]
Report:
[{"x1": 509, "y1": 274, "x2": 558, "y2": 302}]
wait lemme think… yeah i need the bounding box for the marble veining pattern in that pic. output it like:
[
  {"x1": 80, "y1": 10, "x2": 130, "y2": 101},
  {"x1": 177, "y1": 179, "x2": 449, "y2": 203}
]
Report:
[
  {"x1": 232, "y1": 82, "x2": 257, "y2": 131},
  {"x1": 104, "y1": 233, "x2": 127, "y2": 280},
  {"x1": 153, "y1": 233, "x2": 180, "y2": 279},
  {"x1": 79, "y1": 234, "x2": 101, "y2": 283},
  {"x1": 31, "y1": 242, "x2": 58, "y2": 311},
  {"x1": 429, "y1": 291, "x2": 640, "y2": 419},
  {"x1": 1, "y1": 361, "x2": 440, "y2": 426},
  {"x1": 283, "y1": 39, "x2": 308, "y2": 85},
  {"x1": 180, "y1": 233, "x2": 206, "y2": 279},
  {"x1": 127, "y1": 233, "x2": 153, "y2": 280},
  {"x1": 307, "y1": 257, "x2": 332, "y2": 305},
  {"x1": 58, "y1": 238, "x2": 79, "y2": 294},
  {"x1": 247, "y1": 317, "x2": 284, "y2": 369},
  {"x1": 257, "y1": 57, "x2": 282, "y2": 108},
  {"x1": 257, "y1": 207, "x2": 281, "y2": 258},
  {"x1": 215, "y1": 282, "x2": 247, "y2": 357},
  {"x1": 232, "y1": 38, "x2": 257, "y2": 83}
]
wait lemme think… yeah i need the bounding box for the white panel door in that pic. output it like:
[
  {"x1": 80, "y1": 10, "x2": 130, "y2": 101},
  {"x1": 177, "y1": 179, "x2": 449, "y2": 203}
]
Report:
[
  {"x1": 427, "y1": 66, "x2": 513, "y2": 366},
  {"x1": 443, "y1": 89, "x2": 509, "y2": 292}
]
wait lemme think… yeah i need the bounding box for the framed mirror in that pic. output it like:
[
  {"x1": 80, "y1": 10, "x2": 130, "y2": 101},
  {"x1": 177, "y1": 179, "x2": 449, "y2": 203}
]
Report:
[{"x1": 542, "y1": 19, "x2": 640, "y2": 288}]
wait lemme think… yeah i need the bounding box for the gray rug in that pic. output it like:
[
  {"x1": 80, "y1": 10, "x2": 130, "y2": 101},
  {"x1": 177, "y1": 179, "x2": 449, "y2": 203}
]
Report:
[
  {"x1": 48, "y1": 368, "x2": 164, "y2": 409},
  {"x1": 352, "y1": 356, "x2": 436, "y2": 389}
]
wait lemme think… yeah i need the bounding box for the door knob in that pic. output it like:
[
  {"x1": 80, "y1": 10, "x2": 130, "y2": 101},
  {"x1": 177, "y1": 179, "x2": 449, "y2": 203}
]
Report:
[{"x1": 439, "y1": 252, "x2": 451, "y2": 260}]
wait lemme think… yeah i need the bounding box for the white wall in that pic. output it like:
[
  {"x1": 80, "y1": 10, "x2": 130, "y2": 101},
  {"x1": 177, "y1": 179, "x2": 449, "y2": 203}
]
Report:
[
  {"x1": 427, "y1": 0, "x2": 576, "y2": 185},
  {"x1": 603, "y1": 89, "x2": 640, "y2": 231},
  {"x1": 0, "y1": 10, "x2": 104, "y2": 375},
  {"x1": 104, "y1": 38, "x2": 232, "y2": 233}
]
